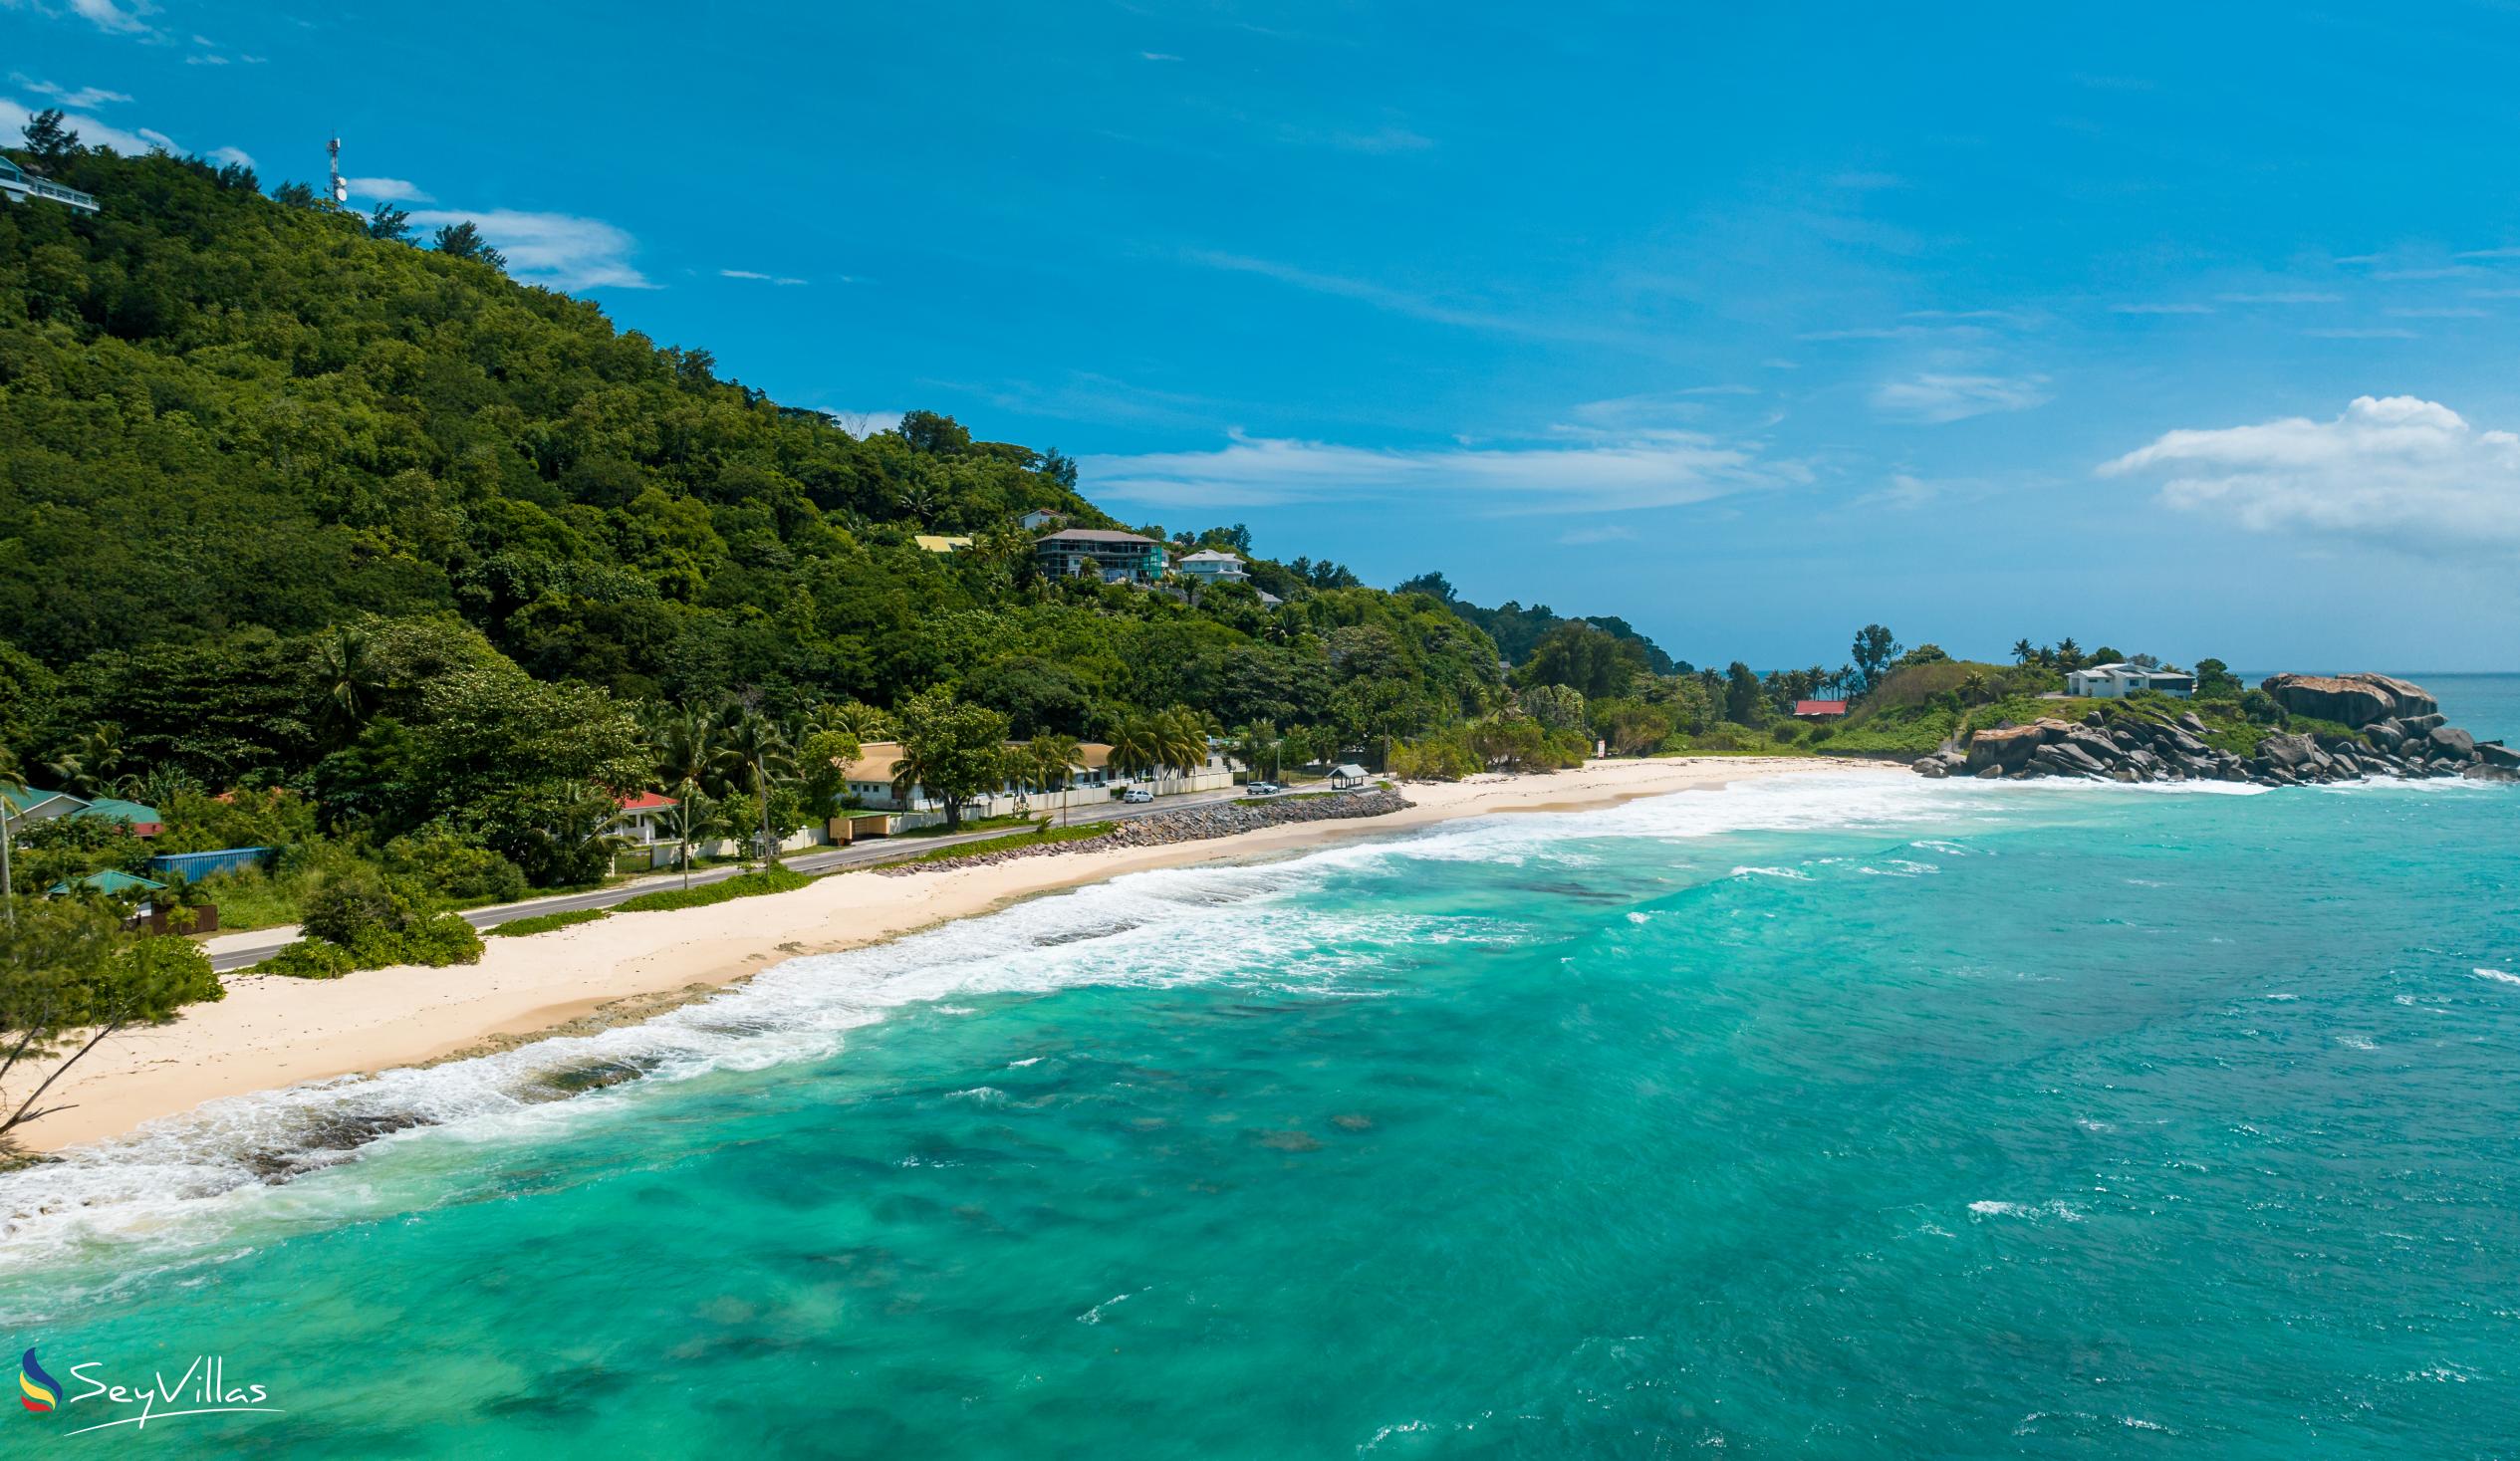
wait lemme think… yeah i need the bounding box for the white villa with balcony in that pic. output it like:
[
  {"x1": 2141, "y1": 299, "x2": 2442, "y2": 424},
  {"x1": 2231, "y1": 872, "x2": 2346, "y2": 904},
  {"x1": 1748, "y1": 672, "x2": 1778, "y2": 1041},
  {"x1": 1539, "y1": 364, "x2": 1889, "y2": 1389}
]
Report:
[
  {"x1": 2066, "y1": 662, "x2": 2196, "y2": 699},
  {"x1": 0, "y1": 156, "x2": 100, "y2": 214},
  {"x1": 1174, "y1": 549, "x2": 1250, "y2": 585}
]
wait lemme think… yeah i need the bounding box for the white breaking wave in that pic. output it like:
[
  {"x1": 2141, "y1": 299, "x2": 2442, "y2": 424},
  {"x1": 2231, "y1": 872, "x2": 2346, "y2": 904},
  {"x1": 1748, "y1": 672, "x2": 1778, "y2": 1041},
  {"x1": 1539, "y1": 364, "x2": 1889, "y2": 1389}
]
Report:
[
  {"x1": 0, "y1": 773, "x2": 1987, "y2": 1279},
  {"x1": 2474, "y1": 968, "x2": 2520, "y2": 986},
  {"x1": 1967, "y1": 1199, "x2": 2086, "y2": 1222}
]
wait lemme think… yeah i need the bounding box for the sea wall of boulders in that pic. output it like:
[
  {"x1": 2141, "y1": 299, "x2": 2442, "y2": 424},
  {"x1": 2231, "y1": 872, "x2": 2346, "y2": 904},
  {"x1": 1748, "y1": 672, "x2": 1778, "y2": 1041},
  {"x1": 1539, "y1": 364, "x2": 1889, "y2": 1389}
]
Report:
[
  {"x1": 1911, "y1": 672, "x2": 2518, "y2": 788},
  {"x1": 878, "y1": 788, "x2": 1414, "y2": 875}
]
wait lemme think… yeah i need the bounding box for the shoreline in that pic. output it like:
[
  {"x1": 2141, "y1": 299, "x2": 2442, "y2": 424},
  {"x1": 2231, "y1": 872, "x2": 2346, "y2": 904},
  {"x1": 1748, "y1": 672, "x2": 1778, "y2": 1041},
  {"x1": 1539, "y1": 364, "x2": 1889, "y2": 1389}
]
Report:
[{"x1": 24, "y1": 757, "x2": 1891, "y2": 1154}]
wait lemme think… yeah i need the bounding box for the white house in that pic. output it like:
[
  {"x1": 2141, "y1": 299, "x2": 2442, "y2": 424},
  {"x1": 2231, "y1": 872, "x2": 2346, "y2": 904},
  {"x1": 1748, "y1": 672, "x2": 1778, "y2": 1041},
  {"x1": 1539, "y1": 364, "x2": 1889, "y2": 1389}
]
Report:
[
  {"x1": 2067, "y1": 662, "x2": 2196, "y2": 699},
  {"x1": 1173, "y1": 549, "x2": 1250, "y2": 585},
  {"x1": 609, "y1": 791, "x2": 678, "y2": 845},
  {"x1": 1019, "y1": 509, "x2": 1068, "y2": 531},
  {"x1": 0, "y1": 156, "x2": 100, "y2": 214}
]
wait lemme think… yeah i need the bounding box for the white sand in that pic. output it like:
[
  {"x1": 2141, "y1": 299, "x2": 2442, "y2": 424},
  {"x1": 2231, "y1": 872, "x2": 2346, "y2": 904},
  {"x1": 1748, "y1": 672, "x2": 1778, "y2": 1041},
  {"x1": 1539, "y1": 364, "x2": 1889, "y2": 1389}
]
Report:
[{"x1": 22, "y1": 757, "x2": 1890, "y2": 1151}]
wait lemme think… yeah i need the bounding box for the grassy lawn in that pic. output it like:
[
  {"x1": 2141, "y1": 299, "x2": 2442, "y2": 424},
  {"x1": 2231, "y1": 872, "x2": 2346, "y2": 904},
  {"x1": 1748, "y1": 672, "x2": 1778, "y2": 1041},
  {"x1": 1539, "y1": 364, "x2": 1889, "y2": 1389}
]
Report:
[{"x1": 189, "y1": 866, "x2": 306, "y2": 931}]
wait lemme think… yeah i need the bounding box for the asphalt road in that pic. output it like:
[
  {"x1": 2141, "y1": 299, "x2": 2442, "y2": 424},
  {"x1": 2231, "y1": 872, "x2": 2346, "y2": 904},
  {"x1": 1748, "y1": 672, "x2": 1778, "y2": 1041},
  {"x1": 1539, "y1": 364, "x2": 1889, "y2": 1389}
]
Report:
[{"x1": 207, "y1": 786, "x2": 1253, "y2": 972}]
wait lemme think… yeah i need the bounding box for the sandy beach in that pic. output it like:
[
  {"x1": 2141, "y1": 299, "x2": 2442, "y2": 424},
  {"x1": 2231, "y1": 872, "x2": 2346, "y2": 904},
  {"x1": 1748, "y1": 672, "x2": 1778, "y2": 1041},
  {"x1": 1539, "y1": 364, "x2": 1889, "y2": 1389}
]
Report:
[{"x1": 23, "y1": 757, "x2": 1889, "y2": 1153}]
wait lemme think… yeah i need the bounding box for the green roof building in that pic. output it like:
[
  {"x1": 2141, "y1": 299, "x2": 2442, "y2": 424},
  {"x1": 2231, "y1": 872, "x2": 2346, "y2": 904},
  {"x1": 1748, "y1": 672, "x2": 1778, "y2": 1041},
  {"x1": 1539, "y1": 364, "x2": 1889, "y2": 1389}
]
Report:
[
  {"x1": 48, "y1": 868, "x2": 169, "y2": 897},
  {"x1": 74, "y1": 798, "x2": 163, "y2": 836}
]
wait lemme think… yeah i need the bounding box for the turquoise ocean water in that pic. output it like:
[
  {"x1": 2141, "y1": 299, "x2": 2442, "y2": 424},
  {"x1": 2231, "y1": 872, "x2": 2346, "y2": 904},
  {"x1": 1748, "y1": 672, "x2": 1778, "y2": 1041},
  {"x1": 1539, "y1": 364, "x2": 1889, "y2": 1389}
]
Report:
[{"x1": 1, "y1": 678, "x2": 2515, "y2": 1457}]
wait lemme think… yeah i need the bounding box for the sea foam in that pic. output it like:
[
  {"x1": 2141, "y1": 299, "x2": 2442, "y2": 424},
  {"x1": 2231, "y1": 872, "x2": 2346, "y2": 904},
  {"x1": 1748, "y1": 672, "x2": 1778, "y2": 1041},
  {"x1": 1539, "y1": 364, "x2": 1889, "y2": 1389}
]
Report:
[{"x1": 0, "y1": 773, "x2": 2002, "y2": 1276}]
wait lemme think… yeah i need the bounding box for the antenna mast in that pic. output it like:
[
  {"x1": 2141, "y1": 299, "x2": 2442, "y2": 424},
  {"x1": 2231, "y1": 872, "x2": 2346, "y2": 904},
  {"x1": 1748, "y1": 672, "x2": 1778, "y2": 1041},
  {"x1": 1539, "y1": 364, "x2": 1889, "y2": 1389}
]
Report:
[{"x1": 328, "y1": 137, "x2": 348, "y2": 205}]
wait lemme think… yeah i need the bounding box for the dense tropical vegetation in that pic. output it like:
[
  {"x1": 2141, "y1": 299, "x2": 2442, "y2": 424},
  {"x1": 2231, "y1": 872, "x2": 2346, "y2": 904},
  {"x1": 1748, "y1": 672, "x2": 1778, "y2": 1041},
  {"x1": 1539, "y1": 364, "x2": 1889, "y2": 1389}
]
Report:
[
  {"x1": 1, "y1": 114, "x2": 2332, "y2": 1146},
  {"x1": 0, "y1": 126, "x2": 1541, "y2": 934}
]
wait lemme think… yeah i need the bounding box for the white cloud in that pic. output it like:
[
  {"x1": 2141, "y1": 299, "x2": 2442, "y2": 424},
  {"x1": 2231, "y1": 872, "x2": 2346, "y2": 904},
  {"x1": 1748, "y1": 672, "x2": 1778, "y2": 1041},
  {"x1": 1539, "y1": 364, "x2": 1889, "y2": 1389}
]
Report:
[
  {"x1": 0, "y1": 94, "x2": 168, "y2": 155},
  {"x1": 406, "y1": 209, "x2": 652, "y2": 291},
  {"x1": 207, "y1": 144, "x2": 252, "y2": 167},
  {"x1": 1850, "y1": 472, "x2": 1941, "y2": 511},
  {"x1": 2110, "y1": 302, "x2": 2213, "y2": 315},
  {"x1": 1871, "y1": 372, "x2": 2050, "y2": 423},
  {"x1": 1562, "y1": 386, "x2": 1756, "y2": 433},
  {"x1": 1900, "y1": 308, "x2": 2036, "y2": 325},
  {"x1": 1081, "y1": 428, "x2": 1806, "y2": 514},
  {"x1": 2304, "y1": 327, "x2": 2416, "y2": 340},
  {"x1": 1140, "y1": 51, "x2": 1181, "y2": 62},
  {"x1": 10, "y1": 76, "x2": 131, "y2": 108},
  {"x1": 1177, "y1": 248, "x2": 1627, "y2": 346},
  {"x1": 720, "y1": 269, "x2": 807, "y2": 286},
  {"x1": 2216, "y1": 291, "x2": 2342, "y2": 305},
  {"x1": 67, "y1": 0, "x2": 149, "y2": 33},
  {"x1": 2100, "y1": 394, "x2": 2520, "y2": 557},
  {"x1": 347, "y1": 176, "x2": 431, "y2": 203}
]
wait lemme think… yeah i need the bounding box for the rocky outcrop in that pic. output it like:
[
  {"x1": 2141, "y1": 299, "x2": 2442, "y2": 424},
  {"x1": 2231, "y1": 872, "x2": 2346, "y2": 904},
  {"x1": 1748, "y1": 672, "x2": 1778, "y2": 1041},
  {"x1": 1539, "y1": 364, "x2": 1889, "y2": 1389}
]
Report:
[
  {"x1": 2259, "y1": 672, "x2": 2437, "y2": 728},
  {"x1": 877, "y1": 788, "x2": 1413, "y2": 875},
  {"x1": 1911, "y1": 675, "x2": 2513, "y2": 789}
]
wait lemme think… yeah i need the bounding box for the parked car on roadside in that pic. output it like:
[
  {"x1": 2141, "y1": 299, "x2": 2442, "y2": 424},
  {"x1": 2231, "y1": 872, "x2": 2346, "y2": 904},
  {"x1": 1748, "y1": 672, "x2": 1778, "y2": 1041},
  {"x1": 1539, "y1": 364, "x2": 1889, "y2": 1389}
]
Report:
[
  {"x1": 1121, "y1": 788, "x2": 1155, "y2": 803},
  {"x1": 1247, "y1": 781, "x2": 1282, "y2": 795}
]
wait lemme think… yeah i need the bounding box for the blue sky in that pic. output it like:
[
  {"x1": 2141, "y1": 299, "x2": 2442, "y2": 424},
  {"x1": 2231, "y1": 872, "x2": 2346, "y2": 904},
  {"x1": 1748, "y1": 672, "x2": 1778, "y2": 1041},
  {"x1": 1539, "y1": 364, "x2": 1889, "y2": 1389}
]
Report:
[{"x1": 9, "y1": 1, "x2": 2520, "y2": 670}]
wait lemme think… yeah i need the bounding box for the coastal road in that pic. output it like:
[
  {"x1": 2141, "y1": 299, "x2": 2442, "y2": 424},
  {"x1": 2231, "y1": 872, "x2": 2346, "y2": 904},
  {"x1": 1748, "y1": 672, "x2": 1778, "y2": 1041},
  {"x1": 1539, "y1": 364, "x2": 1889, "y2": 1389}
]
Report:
[{"x1": 205, "y1": 787, "x2": 1257, "y2": 972}]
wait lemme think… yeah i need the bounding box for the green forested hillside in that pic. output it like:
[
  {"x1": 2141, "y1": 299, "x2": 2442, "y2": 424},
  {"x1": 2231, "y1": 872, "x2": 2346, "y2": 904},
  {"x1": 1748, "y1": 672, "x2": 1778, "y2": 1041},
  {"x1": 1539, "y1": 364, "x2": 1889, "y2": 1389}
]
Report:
[
  {"x1": 1395, "y1": 572, "x2": 1678, "y2": 675},
  {"x1": 0, "y1": 146, "x2": 1506, "y2": 802}
]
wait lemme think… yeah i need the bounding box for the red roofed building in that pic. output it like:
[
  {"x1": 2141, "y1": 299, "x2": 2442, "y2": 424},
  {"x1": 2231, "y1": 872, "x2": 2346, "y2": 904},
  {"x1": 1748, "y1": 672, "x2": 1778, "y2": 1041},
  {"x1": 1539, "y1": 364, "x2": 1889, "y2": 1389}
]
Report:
[
  {"x1": 1793, "y1": 699, "x2": 1849, "y2": 719},
  {"x1": 611, "y1": 791, "x2": 678, "y2": 846}
]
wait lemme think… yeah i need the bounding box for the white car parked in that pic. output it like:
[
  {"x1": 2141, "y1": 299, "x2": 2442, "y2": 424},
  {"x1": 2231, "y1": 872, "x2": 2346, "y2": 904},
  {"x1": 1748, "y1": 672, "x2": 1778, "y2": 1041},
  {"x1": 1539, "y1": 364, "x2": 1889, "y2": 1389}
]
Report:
[{"x1": 1120, "y1": 788, "x2": 1155, "y2": 804}]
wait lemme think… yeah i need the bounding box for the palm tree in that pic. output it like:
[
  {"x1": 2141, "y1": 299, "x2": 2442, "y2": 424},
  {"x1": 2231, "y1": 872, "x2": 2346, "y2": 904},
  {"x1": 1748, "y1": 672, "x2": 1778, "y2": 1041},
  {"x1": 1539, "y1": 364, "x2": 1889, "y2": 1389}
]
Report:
[
  {"x1": 802, "y1": 700, "x2": 892, "y2": 743},
  {"x1": 2011, "y1": 638, "x2": 2037, "y2": 666},
  {"x1": 1023, "y1": 733, "x2": 1081, "y2": 826},
  {"x1": 651, "y1": 709, "x2": 721, "y2": 883},
  {"x1": 713, "y1": 710, "x2": 795, "y2": 863},
  {"x1": 312, "y1": 626, "x2": 383, "y2": 732},
  {"x1": 1108, "y1": 717, "x2": 1160, "y2": 783},
  {"x1": 43, "y1": 724, "x2": 122, "y2": 797},
  {"x1": 1027, "y1": 733, "x2": 1081, "y2": 795},
  {"x1": 655, "y1": 791, "x2": 724, "y2": 890},
  {"x1": 892, "y1": 476, "x2": 942, "y2": 525},
  {"x1": 1152, "y1": 707, "x2": 1209, "y2": 789}
]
